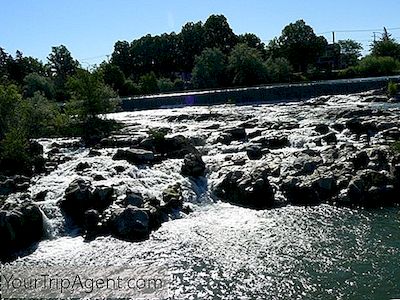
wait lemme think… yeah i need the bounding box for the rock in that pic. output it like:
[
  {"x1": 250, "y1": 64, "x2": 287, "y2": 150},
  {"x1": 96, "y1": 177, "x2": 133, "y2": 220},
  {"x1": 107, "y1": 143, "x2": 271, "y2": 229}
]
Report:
[
  {"x1": 181, "y1": 154, "x2": 206, "y2": 177},
  {"x1": 114, "y1": 165, "x2": 126, "y2": 173},
  {"x1": 315, "y1": 124, "x2": 330, "y2": 134},
  {"x1": 352, "y1": 151, "x2": 370, "y2": 170},
  {"x1": 29, "y1": 141, "x2": 44, "y2": 156},
  {"x1": 251, "y1": 136, "x2": 290, "y2": 149},
  {"x1": 83, "y1": 209, "x2": 100, "y2": 240},
  {"x1": 0, "y1": 176, "x2": 30, "y2": 196},
  {"x1": 214, "y1": 168, "x2": 275, "y2": 209},
  {"x1": 322, "y1": 132, "x2": 337, "y2": 144},
  {"x1": 60, "y1": 179, "x2": 92, "y2": 224},
  {"x1": 140, "y1": 135, "x2": 199, "y2": 159},
  {"x1": 339, "y1": 170, "x2": 396, "y2": 207},
  {"x1": 123, "y1": 191, "x2": 144, "y2": 208},
  {"x1": 281, "y1": 177, "x2": 320, "y2": 206},
  {"x1": 0, "y1": 201, "x2": 44, "y2": 261},
  {"x1": 287, "y1": 155, "x2": 322, "y2": 176},
  {"x1": 91, "y1": 186, "x2": 114, "y2": 211},
  {"x1": 162, "y1": 183, "x2": 183, "y2": 210},
  {"x1": 109, "y1": 206, "x2": 150, "y2": 241},
  {"x1": 246, "y1": 145, "x2": 263, "y2": 160},
  {"x1": 332, "y1": 123, "x2": 345, "y2": 132},
  {"x1": 93, "y1": 174, "x2": 106, "y2": 181},
  {"x1": 33, "y1": 190, "x2": 48, "y2": 202},
  {"x1": 113, "y1": 149, "x2": 154, "y2": 164},
  {"x1": 88, "y1": 149, "x2": 102, "y2": 157},
  {"x1": 224, "y1": 128, "x2": 246, "y2": 140},
  {"x1": 76, "y1": 162, "x2": 90, "y2": 171},
  {"x1": 346, "y1": 119, "x2": 367, "y2": 135}
]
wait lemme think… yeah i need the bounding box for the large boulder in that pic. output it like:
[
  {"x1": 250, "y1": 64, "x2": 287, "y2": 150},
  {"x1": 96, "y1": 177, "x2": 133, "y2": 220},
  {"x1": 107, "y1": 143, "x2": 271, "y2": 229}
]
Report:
[
  {"x1": 181, "y1": 154, "x2": 206, "y2": 177},
  {"x1": 246, "y1": 144, "x2": 263, "y2": 160},
  {"x1": 338, "y1": 169, "x2": 396, "y2": 207},
  {"x1": 109, "y1": 206, "x2": 150, "y2": 241},
  {"x1": 140, "y1": 135, "x2": 199, "y2": 159},
  {"x1": 162, "y1": 183, "x2": 183, "y2": 210},
  {"x1": 113, "y1": 149, "x2": 154, "y2": 164},
  {"x1": 214, "y1": 168, "x2": 275, "y2": 209},
  {"x1": 251, "y1": 136, "x2": 290, "y2": 150},
  {"x1": 0, "y1": 201, "x2": 44, "y2": 261},
  {"x1": 60, "y1": 179, "x2": 114, "y2": 225}
]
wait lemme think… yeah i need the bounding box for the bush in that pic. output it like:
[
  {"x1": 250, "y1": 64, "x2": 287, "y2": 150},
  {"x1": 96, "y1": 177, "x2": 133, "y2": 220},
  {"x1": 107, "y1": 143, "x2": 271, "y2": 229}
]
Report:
[
  {"x1": 391, "y1": 141, "x2": 400, "y2": 153},
  {"x1": 356, "y1": 56, "x2": 400, "y2": 77},
  {"x1": 265, "y1": 57, "x2": 293, "y2": 83},
  {"x1": 23, "y1": 73, "x2": 55, "y2": 99},
  {"x1": 387, "y1": 81, "x2": 398, "y2": 97},
  {"x1": 139, "y1": 72, "x2": 159, "y2": 95},
  {"x1": 120, "y1": 80, "x2": 140, "y2": 97},
  {"x1": 158, "y1": 78, "x2": 175, "y2": 93},
  {"x1": 0, "y1": 84, "x2": 22, "y2": 139},
  {"x1": 228, "y1": 44, "x2": 268, "y2": 86},
  {"x1": 192, "y1": 48, "x2": 227, "y2": 89}
]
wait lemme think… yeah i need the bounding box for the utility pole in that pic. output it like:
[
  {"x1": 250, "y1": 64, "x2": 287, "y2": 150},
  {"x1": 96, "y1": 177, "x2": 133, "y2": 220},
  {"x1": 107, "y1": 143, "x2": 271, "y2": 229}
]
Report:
[{"x1": 332, "y1": 31, "x2": 335, "y2": 44}]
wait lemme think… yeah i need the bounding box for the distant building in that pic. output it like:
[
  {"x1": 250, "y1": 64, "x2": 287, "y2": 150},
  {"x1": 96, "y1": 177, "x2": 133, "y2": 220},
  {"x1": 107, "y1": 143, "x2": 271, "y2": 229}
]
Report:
[{"x1": 317, "y1": 43, "x2": 341, "y2": 70}]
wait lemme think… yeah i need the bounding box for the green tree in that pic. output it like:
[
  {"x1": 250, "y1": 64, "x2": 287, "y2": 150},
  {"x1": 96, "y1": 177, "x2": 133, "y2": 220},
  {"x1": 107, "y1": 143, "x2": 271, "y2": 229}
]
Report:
[
  {"x1": 371, "y1": 28, "x2": 400, "y2": 60},
  {"x1": 67, "y1": 70, "x2": 117, "y2": 120},
  {"x1": 338, "y1": 39, "x2": 363, "y2": 68},
  {"x1": 99, "y1": 63, "x2": 126, "y2": 93},
  {"x1": 204, "y1": 15, "x2": 238, "y2": 54},
  {"x1": 228, "y1": 44, "x2": 267, "y2": 86},
  {"x1": 356, "y1": 55, "x2": 400, "y2": 76},
  {"x1": 47, "y1": 45, "x2": 79, "y2": 100},
  {"x1": 278, "y1": 20, "x2": 327, "y2": 72},
  {"x1": 192, "y1": 48, "x2": 227, "y2": 89},
  {"x1": 238, "y1": 33, "x2": 266, "y2": 57},
  {"x1": 178, "y1": 21, "x2": 205, "y2": 72},
  {"x1": 139, "y1": 72, "x2": 159, "y2": 94},
  {"x1": 23, "y1": 73, "x2": 56, "y2": 99},
  {"x1": 111, "y1": 41, "x2": 132, "y2": 77},
  {"x1": 265, "y1": 57, "x2": 293, "y2": 83},
  {"x1": 0, "y1": 84, "x2": 22, "y2": 139}
]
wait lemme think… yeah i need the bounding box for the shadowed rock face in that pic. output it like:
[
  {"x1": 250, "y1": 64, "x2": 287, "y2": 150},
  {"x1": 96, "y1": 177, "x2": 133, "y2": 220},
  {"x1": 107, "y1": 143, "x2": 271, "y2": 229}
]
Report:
[
  {"x1": 214, "y1": 168, "x2": 275, "y2": 210},
  {"x1": 0, "y1": 201, "x2": 44, "y2": 261}
]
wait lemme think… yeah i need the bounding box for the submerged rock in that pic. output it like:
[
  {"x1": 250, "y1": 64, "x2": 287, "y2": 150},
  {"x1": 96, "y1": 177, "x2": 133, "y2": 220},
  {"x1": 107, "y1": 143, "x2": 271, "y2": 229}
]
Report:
[{"x1": 214, "y1": 168, "x2": 275, "y2": 209}]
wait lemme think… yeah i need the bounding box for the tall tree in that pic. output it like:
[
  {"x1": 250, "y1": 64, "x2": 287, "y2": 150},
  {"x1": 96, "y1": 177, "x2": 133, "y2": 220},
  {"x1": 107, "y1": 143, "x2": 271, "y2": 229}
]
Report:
[
  {"x1": 238, "y1": 33, "x2": 266, "y2": 57},
  {"x1": 371, "y1": 28, "x2": 400, "y2": 60},
  {"x1": 47, "y1": 45, "x2": 79, "y2": 100},
  {"x1": 111, "y1": 41, "x2": 132, "y2": 77},
  {"x1": 338, "y1": 39, "x2": 363, "y2": 68},
  {"x1": 278, "y1": 20, "x2": 327, "y2": 72},
  {"x1": 203, "y1": 15, "x2": 238, "y2": 54},
  {"x1": 192, "y1": 48, "x2": 227, "y2": 89},
  {"x1": 178, "y1": 21, "x2": 205, "y2": 72},
  {"x1": 228, "y1": 44, "x2": 267, "y2": 86}
]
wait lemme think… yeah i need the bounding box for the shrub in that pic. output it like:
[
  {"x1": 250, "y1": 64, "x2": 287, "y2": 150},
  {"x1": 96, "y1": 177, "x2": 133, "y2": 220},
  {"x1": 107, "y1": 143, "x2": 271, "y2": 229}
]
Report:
[
  {"x1": 192, "y1": 48, "x2": 227, "y2": 89},
  {"x1": 120, "y1": 80, "x2": 140, "y2": 97},
  {"x1": 391, "y1": 141, "x2": 400, "y2": 153},
  {"x1": 158, "y1": 78, "x2": 175, "y2": 93},
  {"x1": 139, "y1": 72, "x2": 159, "y2": 95},
  {"x1": 356, "y1": 56, "x2": 400, "y2": 77},
  {"x1": 23, "y1": 73, "x2": 55, "y2": 99},
  {"x1": 387, "y1": 81, "x2": 398, "y2": 97},
  {"x1": 265, "y1": 57, "x2": 293, "y2": 83}
]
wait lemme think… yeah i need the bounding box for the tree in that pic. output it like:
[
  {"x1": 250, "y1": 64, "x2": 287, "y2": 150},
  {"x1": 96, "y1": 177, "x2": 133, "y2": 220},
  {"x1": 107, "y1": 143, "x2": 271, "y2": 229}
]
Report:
[
  {"x1": 228, "y1": 44, "x2": 267, "y2": 86},
  {"x1": 265, "y1": 57, "x2": 293, "y2": 83},
  {"x1": 178, "y1": 21, "x2": 205, "y2": 72},
  {"x1": 338, "y1": 39, "x2": 363, "y2": 68},
  {"x1": 99, "y1": 63, "x2": 126, "y2": 93},
  {"x1": 67, "y1": 70, "x2": 117, "y2": 120},
  {"x1": 139, "y1": 72, "x2": 159, "y2": 94},
  {"x1": 23, "y1": 73, "x2": 55, "y2": 99},
  {"x1": 203, "y1": 15, "x2": 238, "y2": 54},
  {"x1": 111, "y1": 41, "x2": 132, "y2": 77},
  {"x1": 192, "y1": 48, "x2": 227, "y2": 89},
  {"x1": 47, "y1": 45, "x2": 79, "y2": 100},
  {"x1": 278, "y1": 20, "x2": 327, "y2": 72},
  {"x1": 238, "y1": 33, "x2": 266, "y2": 57},
  {"x1": 371, "y1": 28, "x2": 400, "y2": 60}
]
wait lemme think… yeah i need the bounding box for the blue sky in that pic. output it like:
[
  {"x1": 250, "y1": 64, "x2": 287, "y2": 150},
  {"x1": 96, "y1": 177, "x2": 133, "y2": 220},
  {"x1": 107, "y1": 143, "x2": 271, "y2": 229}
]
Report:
[{"x1": 2, "y1": 0, "x2": 400, "y2": 66}]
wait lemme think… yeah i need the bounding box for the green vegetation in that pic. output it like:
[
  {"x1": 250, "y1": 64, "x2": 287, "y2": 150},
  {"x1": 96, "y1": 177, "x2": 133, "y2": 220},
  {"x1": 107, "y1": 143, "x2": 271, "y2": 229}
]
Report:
[
  {"x1": 387, "y1": 81, "x2": 398, "y2": 97},
  {"x1": 391, "y1": 141, "x2": 400, "y2": 153}
]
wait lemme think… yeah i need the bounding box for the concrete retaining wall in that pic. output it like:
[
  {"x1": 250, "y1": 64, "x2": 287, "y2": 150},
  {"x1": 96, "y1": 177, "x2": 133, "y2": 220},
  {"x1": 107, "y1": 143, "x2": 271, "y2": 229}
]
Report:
[{"x1": 120, "y1": 76, "x2": 400, "y2": 111}]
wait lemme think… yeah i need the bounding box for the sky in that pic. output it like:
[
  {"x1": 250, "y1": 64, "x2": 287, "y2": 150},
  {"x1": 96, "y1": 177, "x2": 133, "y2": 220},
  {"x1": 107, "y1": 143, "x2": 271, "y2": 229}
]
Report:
[{"x1": 2, "y1": 0, "x2": 400, "y2": 66}]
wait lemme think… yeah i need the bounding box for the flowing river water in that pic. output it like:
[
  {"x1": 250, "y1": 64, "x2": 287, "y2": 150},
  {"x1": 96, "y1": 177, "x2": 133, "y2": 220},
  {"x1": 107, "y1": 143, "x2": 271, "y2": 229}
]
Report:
[{"x1": 2, "y1": 92, "x2": 400, "y2": 299}]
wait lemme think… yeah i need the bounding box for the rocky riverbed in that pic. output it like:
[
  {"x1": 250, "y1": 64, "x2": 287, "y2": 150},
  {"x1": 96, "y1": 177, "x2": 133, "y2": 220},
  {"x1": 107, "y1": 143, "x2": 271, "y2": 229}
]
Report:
[{"x1": 1, "y1": 90, "x2": 400, "y2": 298}]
